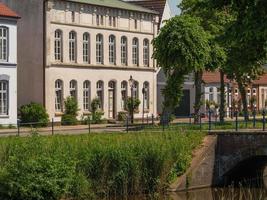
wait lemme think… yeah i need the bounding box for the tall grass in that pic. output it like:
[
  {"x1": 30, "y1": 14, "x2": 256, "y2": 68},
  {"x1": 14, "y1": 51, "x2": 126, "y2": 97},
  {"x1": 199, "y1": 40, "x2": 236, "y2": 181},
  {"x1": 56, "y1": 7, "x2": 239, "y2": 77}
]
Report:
[{"x1": 0, "y1": 130, "x2": 204, "y2": 200}]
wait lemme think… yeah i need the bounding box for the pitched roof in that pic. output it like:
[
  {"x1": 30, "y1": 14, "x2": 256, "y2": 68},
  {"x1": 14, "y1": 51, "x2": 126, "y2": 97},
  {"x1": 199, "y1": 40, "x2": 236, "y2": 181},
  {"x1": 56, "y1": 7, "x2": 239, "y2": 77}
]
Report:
[
  {"x1": 0, "y1": 3, "x2": 20, "y2": 19},
  {"x1": 203, "y1": 71, "x2": 230, "y2": 84},
  {"x1": 253, "y1": 74, "x2": 267, "y2": 85},
  {"x1": 123, "y1": 0, "x2": 166, "y2": 22},
  {"x1": 67, "y1": 0, "x2": 158, "y2": 14}
]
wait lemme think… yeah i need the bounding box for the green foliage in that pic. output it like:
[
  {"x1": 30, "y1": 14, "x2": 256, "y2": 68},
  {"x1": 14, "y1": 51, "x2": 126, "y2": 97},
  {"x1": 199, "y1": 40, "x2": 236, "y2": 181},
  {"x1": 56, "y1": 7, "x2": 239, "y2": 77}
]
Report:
[
  {"x1": 118, "y1": 111, "x2": 128, "y2": 121},
  {"x1": 64, "y1": 96, "x2": 79, "y2": 115},
  {"x1": 125, "y1": 97, "x2": 141, "y2": 113},
  {"x1": 19, "y1": 102, "x2": 49, "y2": 127},
  {"x1": 153, "y1": 14, "x2": 211, "y2": 110},
  {"x1": 61, "y1": 97, "x2": 79, "y2": 126},
  {"x1": 0, "y1": 131, "x2": 204, "y2": 199},
  {"x1": 90, "y1": 98, "x2": 104, "y2": 124},
  {"x1": 91, "y1": 111, "x2": 104, "y2": 124},
  {"x1": 61, "y1": 114, "x2": 78, "y2": 126}
]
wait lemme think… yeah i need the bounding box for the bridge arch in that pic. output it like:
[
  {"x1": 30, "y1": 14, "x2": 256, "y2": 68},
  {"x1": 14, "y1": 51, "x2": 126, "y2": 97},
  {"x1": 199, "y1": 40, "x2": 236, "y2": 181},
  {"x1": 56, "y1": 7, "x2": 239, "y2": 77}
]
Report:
[{"x1": 217, "y1": 146, "x2": 267, "y2": 187}]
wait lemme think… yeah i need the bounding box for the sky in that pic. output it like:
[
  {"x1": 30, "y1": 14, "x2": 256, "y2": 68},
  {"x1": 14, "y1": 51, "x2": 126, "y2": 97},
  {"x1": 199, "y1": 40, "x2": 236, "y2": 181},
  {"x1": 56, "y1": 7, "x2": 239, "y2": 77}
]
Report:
[{"x1": 169, "y1": 0, "x2": 181, "y2": 16}]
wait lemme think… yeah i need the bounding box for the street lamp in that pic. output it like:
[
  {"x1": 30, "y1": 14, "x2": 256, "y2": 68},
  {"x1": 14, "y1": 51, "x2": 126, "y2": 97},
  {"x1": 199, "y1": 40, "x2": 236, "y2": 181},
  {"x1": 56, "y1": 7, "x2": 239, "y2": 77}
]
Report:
[{"x1": 129, "y1": 76, "x2": 134, "y2": 124}]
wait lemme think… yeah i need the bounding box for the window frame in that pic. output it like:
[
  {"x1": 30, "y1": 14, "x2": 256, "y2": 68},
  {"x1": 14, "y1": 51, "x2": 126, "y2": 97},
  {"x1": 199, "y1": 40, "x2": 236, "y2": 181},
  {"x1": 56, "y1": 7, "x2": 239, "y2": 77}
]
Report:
[
  {"x1": 132, "y1": 38, "x2": 139, "y2": 66},
  {"x1": 143, "y1": 39, "x2": 149, "y2": 67},
  {"x1": 69, "y1": 31, "x2": 77, "y2": 62},
  {"x1": 83, "y1": 80, "x2": 91, "y2": 111},
  {"x1": 96, "y1": 34, "x2": 104, "y2": 64},
  {"x1": 0, "y1": 26, "x2": 8, "y2": 62},
  {"x1": 121, "y1": 36, "x2": 128, "y2": 66},
  {"x1": 55, "y1": 79, "x2": 63, "y2": 113},
  {"x1": 109, "y1": 35, "x2": 116, "y2": 65},
  {"x1": 54, "y1": 29, "x2": 62, "y2": 62},
  {"x1": 83, "y1": 33, "x2": 90, "y2": 64}
]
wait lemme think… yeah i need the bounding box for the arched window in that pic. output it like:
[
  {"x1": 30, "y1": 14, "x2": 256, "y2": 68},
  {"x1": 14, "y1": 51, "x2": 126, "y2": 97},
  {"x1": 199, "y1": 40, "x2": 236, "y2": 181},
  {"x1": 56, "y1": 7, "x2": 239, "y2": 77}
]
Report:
[
  {"x1": 54, "y1": 30, "x2": 62, "y2": 62},
  {"x1": 55, "y1": 79, "x2": 63, "y2": 112},
  {"x1": 96, "y1": 34, "x2": 103, "y2": 64},
  {"x1": 133, "y1": 81, "x2": 139, "y2": 99},
  {"x1": 83, "y1": 33, "x2": 90, "y2": 63},
  {"x1": 143, "y1": 82, "x2": 149, "y2": 110},
  {"x1": 132, "y1": 38, "x2": 139, "y2": 66},
  {"x1": 0, "y1": 80, "x2": 8, "y2": 115},
  {"x1": 121, "y1": 36, "x2": 128, "y2": 65},
  {"x1": 0, "y1": 27, "x2": 8, "y2": 61},
  {"x1": 108, "y1": 81, "x2": 116, "y2": 119},
  {"x1": 121, "y1": 81, "x2": 127, "y2": 110},
  {"x1": 96, "y1": 81, "x2": 104, "y2": 110},
  {"x1": 69, "y1": 80, "x2": 77, "y2": 100},
  {"x1": 83, "y1": 81, "x2": 91, "y2": 111},
  {"x1": 143, "y1": 39, "x2": 149, "y2": 67},
  {"x1": 109, "y1": 35, "x2": 116, "y2": 64},
  {"x1": 69, "y1": 31, "x2": 76, "y2": 62}
]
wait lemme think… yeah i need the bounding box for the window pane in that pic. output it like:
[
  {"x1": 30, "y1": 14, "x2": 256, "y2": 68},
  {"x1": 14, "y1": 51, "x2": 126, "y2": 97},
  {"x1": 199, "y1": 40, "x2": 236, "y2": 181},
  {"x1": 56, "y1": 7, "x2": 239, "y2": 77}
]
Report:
[
  {"x1": 0, "y1": 27, "x2": 8, "y2": 61},
  {"x1": 0, "y1": 81, "x2": 8, "y2": 115}
]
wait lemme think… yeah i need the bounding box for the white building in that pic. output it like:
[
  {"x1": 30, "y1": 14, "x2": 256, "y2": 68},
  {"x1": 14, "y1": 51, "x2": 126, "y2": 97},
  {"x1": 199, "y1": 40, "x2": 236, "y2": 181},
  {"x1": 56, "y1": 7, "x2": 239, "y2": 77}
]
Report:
[
  {"x1": 44, "y1": 0, "x2": 159, "y2": 121},
  {"x1": 0, "y1": 3, "x2": 19, "y2": 125}
]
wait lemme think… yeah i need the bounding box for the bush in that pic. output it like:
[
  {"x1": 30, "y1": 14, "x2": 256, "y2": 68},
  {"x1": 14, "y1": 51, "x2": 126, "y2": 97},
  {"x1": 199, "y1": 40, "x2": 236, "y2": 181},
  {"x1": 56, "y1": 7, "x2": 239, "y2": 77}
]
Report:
[
  {"x1": 125, "y1": 97, "x2": 141, "y2": 113},
  {"x1": 19, "y1": 102, "x2": 49, "y2": 127},
  {"x1": 61, "y1": 97, "x2": 79, "y2": 126},
  {"x1": 90, "y1": 98, "x2": 104, "y2": 124},
  {"x1": 118, "y1": 111, "x2": 128, "y2": 121},
  {"x1": 61, "y1": 114, "x2": 78, "y2": 126}
]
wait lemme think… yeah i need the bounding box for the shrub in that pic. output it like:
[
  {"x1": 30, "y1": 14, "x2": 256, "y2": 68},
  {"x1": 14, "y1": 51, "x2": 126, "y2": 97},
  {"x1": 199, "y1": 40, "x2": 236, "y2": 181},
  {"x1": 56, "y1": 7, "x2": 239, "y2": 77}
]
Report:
[
  {"x1": 61, "y1": 97, "x2": 79, "y2": 126},
  {"x1": 118, "y1": 111, "x2": 128, "y2": 121},
  {"x1": 61, "y1": 114, "x2": 78, "y2": 126},
  {"x1": 90, "y1": 98, "x2": 104, "y2": 124},
  {"x1": 125, "y1": 97, "x2": 141, "y2": 117},
  {"x1": 19, "y1": 102, "x2": 49, "y2": 127}
]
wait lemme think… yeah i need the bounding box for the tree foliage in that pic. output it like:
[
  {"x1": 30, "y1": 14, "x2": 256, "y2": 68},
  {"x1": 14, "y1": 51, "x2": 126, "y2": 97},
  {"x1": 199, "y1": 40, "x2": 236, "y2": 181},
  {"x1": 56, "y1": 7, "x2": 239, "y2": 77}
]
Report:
[{"x1": 153, "y1": 15, "x2": 211, "y2": 111}]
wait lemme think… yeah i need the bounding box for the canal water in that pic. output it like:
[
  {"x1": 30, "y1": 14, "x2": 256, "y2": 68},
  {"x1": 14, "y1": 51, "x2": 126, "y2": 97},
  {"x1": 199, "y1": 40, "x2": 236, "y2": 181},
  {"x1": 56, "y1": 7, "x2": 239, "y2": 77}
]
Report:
[{"x1": 110, "y1": 187, "x2": 267, "y2": 200}]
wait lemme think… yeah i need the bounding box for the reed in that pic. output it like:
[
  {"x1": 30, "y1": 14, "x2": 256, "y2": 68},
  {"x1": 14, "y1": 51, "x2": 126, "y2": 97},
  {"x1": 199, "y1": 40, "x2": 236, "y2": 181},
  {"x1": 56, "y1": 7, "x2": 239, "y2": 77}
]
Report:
[{"x1": 0, "y1": 130, "x2": 204, "y2": 200}]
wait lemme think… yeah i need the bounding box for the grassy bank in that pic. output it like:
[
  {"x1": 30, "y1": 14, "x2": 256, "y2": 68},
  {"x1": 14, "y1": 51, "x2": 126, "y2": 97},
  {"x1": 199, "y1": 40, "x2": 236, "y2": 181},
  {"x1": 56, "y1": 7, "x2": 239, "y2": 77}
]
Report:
[{"x1": 0, "y1": 130, "x2": 204, "y2": 200}]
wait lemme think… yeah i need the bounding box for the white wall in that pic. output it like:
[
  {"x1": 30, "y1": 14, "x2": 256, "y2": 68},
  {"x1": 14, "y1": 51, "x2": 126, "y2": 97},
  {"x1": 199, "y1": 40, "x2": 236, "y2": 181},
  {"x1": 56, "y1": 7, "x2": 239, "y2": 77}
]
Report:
[
  {"x1": 46, "y1": 67, "x2": 157, "y2": 121},
  {"x1": 0, "y1": 18, "x2": 18, "y2": 125}
]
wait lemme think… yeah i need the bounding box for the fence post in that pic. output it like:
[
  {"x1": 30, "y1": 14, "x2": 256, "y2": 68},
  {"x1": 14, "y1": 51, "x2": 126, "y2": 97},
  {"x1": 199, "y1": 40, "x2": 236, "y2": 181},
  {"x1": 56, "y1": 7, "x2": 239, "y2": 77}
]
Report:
[
  {"x1": 245, "y1": 113, "x2": 248, "y2": 129},
  {"x1": 162, "y1": 115, "x2": 165, "y2": 132},
  {"x1": 17, "y1": 119, "x2": 20, "y2": 136},
  {"x1": 208, "y1": 110, "x2": 212, "y2": 131},
  {"x1": 199, "y1": 113, "x2": 202, "y2": 130},
  {"x1": 152, "y1": 114, "x2": 154, "y2": 125},
  {"x1": 263, "y1": 110, "x2": 266, "y2": 131},
  {"x1": 88, "y1": 116, "x2": 91, "y2": 134},
  {"x1": 235, "y1": 111, "x2": 238, "y2": 131},
  {"x1": 189, "y1": 114, "x2": 192, "y2": 125},
  {"x1": 253, "y1": 108, "x2": 256, "y2": 128},
  {"x1": 126, "y1": 116, "x2": 129, "y2": 133},
  {"x1": 52, "y1": 118, "x2": 54, "y2": 135}
]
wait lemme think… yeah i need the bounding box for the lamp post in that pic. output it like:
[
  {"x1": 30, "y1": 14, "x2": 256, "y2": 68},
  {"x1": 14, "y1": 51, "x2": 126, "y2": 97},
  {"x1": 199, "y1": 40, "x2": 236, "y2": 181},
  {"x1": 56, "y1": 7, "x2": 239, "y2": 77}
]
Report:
[{"x1": 129, "y1": 76, "x2": 134, "y2": 124}]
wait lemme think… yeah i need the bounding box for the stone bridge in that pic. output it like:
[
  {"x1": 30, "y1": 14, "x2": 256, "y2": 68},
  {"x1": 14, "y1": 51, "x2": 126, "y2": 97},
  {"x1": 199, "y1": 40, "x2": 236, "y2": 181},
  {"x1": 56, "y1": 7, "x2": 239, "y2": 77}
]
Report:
[{"x1": 171, "y1": 132, "x2": 267, "y2": 191}]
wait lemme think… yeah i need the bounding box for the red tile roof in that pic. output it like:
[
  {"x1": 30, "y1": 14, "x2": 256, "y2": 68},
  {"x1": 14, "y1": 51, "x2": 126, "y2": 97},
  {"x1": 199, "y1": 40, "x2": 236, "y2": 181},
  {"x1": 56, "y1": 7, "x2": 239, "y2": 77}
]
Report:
[
  {"x1": 203, "y1": 71, "x2": 230, "y2": 84},
  {"x1": 253, "y1": 74, "x2": 267, "y2": 85},
  {"x1": 0, "y1": 3, "x2": 20, "y2": 19}
]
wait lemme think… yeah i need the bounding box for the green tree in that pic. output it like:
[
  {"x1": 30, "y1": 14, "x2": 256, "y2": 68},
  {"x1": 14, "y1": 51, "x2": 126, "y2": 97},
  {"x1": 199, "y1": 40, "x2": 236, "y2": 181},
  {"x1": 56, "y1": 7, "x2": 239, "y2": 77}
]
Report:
[
  {"x1": 180, "y1": 0, "x2": 233, "y2": 122},
  {"x1": 212, "y1": 0, "x2": 267, "y2": 120},
  {"x1": 153, "y1": 15, "x2": 211, "y2": 122}
]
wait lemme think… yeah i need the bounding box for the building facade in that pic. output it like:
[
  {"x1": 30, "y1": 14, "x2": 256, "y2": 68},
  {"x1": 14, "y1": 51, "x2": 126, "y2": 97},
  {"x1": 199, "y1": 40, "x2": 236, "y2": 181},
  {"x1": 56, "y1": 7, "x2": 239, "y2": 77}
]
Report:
[
  {"x1": 0, "y1": 3, "x2": 19, "y2": 125},
  {"x1": 0, "y1": 0, "x2": 159, "y2": 122}
]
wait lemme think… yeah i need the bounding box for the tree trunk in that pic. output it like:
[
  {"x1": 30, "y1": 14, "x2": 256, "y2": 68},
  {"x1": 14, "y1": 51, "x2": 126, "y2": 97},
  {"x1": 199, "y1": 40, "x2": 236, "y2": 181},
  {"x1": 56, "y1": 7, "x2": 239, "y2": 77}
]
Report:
[
  {"x1": 237, "y1": 80, "x2": 249, "y2": 121},
  {"x1": 219, "y1": 69, "x2": 225, "y2": 123},
  {"x1": 194, "y1": 70, "x2": 203, "y2": 123}
]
